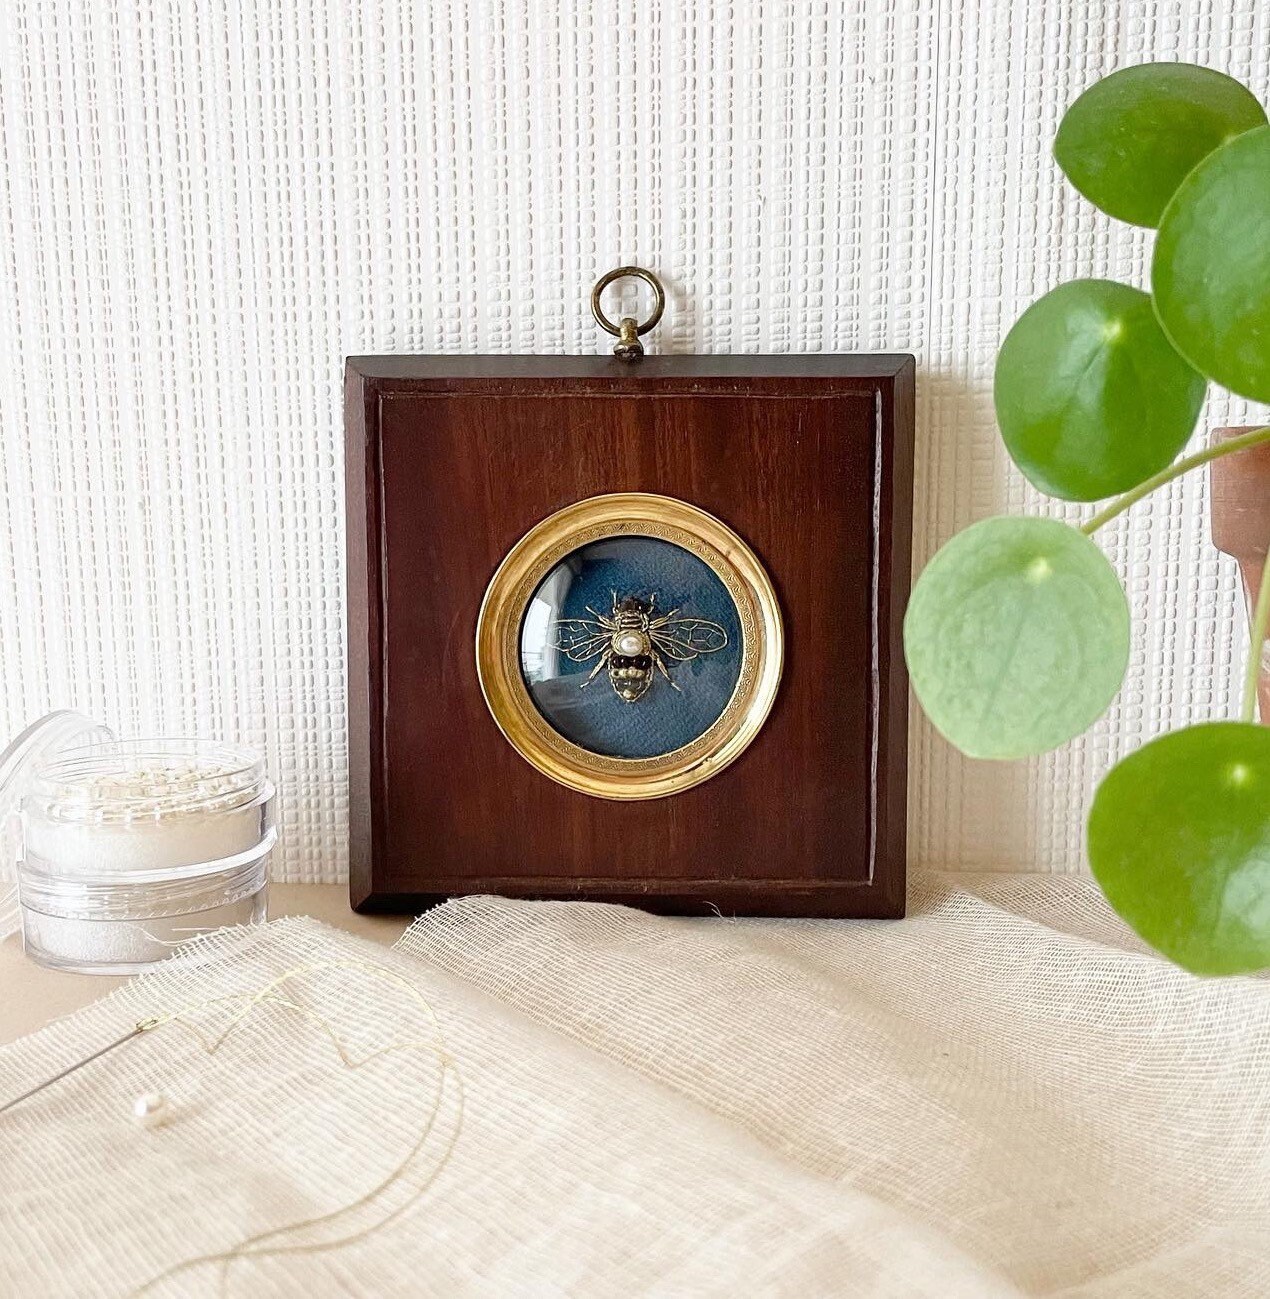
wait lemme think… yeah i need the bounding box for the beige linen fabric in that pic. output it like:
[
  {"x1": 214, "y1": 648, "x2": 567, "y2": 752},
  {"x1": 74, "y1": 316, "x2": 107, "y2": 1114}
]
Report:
[{"x1": 1, "y1": 875, "x2": 1268, "y2": 1296}]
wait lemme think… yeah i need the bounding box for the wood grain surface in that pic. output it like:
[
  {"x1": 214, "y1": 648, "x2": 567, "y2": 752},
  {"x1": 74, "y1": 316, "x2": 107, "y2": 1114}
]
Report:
[{"x1": 346, "y1": 355, "x2": 914, "y2": 916}]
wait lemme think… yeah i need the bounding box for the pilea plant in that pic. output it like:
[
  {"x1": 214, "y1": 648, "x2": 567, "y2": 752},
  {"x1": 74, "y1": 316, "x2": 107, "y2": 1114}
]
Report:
[{"x1": 904, "y1": 63, "x2": 1270, "y2": 976}]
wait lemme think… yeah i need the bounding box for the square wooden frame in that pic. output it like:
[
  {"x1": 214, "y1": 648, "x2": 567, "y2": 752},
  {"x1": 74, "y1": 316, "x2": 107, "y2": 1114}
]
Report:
[{"x1": 346, "y1": 355, "x2": 914, "y2": 917}]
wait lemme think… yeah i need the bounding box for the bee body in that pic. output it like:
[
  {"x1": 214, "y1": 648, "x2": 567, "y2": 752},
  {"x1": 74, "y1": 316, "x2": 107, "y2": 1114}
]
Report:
[
  {"x1": 608, "y1": 597, "x2": 656, "y2": 701},
  {"x1": 552, "y1": 593, "x2": 728, "y2": 704}
]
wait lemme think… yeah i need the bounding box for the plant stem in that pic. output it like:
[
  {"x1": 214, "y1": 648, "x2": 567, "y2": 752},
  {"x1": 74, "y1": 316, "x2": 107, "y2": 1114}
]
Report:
[
  {"x1": 1080, "y1": 427, "x2": 1270, "y2": 537},
  {"x1": 1244, "y1": 552, "x2": 1270, "y2": 724}
]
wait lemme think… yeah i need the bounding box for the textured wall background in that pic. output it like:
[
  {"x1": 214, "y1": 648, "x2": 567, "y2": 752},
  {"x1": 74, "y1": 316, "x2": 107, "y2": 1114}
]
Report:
[{"x1": 0, "y1": 1, "x2": 1265, "y2": 881}]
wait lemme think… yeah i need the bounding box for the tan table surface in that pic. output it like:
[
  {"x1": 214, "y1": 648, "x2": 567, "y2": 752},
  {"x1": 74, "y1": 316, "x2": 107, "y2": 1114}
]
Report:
[{"x1": 0, "y1": 884, "x2": 409, "y2": 1047}]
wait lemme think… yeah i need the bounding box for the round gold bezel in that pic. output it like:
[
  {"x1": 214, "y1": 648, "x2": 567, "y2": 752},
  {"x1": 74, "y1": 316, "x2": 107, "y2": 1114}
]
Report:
[{"x1": 475, "y1": 493, "x2": 783, "y2": 800}]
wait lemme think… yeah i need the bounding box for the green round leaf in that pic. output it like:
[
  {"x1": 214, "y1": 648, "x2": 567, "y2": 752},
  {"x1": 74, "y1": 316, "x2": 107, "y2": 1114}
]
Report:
[
  {"x1": 1089, "y1": 723, "x2": 1270, "y2": 975},
  {"x1": 1055, "y1": 63, "x2": 1266, "y2": 227},
  {"x1": 1152, "y1": 125, "x2": 1270, "y2": 402},
  {"x1": 995, "y1": 280, "x2": 1205, "y2": 502},
  {"x1": 904, "y1": 517, "x2": 1130, "y2": 759}
]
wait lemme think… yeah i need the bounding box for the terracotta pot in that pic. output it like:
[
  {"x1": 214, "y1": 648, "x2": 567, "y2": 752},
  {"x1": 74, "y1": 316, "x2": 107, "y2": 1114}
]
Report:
[{"x1": 1210, "y1": 427, "x2": 1270, "y2": 723}]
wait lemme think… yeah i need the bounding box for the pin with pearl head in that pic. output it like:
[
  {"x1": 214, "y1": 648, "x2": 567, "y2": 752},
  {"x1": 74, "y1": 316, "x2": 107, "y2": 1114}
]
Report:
[
  {"x1": 0, "y1": 1018, "x2": 160, "y2": 1118},
  {"x1": 132, "y1": 1090, "x2": 170, "y2": 1129}
]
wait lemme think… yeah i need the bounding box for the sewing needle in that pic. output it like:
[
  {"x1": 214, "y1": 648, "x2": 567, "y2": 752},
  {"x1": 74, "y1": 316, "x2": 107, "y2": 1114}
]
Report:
[{"x1": 0, "y1": 1018, "x2": 159, "y2": 1116}]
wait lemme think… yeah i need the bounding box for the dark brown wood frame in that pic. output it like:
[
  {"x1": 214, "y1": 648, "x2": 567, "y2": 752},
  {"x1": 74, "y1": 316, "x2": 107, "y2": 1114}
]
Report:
[{"x1": 346, "y1": 355, "x2": 915, "y2": 917}]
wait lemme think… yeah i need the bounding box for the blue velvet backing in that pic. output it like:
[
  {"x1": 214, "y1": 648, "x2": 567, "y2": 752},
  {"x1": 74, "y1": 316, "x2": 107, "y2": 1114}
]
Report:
[{"x1": 521, "y1": 537, "x2": 743, "y2": 759}]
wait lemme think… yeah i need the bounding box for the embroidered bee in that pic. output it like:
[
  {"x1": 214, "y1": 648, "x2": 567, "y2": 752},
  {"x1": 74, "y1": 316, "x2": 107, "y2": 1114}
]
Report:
[{"x1": 552, "y1": 593, "x2": 729, "y2": 703}]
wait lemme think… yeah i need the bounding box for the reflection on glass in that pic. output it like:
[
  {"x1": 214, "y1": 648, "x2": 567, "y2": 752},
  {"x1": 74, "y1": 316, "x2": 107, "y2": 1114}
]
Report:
[{"x1": 521, "y1": 536, "x2": 744, "y2": 759}]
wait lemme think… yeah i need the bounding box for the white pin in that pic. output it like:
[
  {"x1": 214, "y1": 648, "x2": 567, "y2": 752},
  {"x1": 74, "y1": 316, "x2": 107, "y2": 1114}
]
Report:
[{"x1": 131, "y1": 1091, "x2": 169, "y2": 1130}]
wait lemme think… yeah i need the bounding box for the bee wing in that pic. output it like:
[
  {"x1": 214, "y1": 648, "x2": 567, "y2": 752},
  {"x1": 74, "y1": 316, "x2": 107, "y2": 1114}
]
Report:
[
  {"x1": 552, "y1": 619, "x2": 610, "y2": 661},
  {"x1": 650, "y1": 619, "x2": 729, "y2": 660}
]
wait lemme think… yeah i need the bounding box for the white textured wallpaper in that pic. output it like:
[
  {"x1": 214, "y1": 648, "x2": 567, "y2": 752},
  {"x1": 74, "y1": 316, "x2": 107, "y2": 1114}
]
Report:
[{"x1": 0, "y1": 1, "x2": 1265, "y2": 881}]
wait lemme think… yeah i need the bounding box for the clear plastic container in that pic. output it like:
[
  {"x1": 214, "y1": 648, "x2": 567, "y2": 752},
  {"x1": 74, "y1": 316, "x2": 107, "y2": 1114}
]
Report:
[{"x1": 1, "y1": 713, "x2": 273, "y2": 974}]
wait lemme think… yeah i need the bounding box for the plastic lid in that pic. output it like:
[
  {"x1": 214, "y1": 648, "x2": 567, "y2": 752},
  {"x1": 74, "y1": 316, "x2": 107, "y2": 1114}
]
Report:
[{"x1": 0, "y1": 712, "x2": 114, "y2": 871}]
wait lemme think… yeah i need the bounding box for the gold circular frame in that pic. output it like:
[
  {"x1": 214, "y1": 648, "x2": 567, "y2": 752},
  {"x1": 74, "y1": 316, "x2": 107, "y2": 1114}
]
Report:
[{"x1": 475, "y1": 493, "x2": 783, "y2": 800}]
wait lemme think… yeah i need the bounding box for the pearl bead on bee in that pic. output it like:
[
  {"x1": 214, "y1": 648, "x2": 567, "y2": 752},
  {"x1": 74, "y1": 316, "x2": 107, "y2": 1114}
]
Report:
[
  {"x1": 132, "y1": 1091, "x2": 169, "y2": 1129},
  {"x1": 616, "y1": 632, "x2": 644, "y2": 656}
]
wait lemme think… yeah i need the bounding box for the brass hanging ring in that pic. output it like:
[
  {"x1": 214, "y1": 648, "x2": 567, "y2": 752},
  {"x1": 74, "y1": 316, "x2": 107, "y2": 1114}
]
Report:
[{"x1": 590, "y1": 266, "x2": 666, "y2": 338}]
